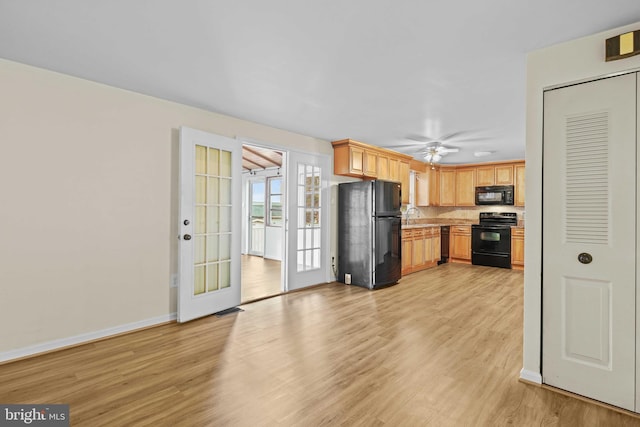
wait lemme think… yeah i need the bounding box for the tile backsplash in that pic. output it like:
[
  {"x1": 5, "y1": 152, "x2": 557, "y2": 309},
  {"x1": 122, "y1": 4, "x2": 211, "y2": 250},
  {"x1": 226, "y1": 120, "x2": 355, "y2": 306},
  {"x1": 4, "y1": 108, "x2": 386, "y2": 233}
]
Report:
[{"x1": 414, "y1": 206, "x2": 525, "y2": 222}]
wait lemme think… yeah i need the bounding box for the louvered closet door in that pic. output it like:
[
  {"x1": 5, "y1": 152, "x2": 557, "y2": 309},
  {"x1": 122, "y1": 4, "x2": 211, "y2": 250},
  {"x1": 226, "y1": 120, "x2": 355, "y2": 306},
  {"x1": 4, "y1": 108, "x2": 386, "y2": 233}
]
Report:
[{"x1": 542, "y1": 73, "x2": 637, "y2": 411}]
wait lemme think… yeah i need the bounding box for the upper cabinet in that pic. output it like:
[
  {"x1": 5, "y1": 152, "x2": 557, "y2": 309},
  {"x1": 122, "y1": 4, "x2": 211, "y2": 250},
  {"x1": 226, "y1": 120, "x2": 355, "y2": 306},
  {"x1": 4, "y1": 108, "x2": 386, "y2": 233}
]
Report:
[
  {"x1": 439, "y1": 169, "x2": 456, "y2": 206},
  {"x1": 455, "y1": 168, "x2": 476, "y2": 206},
  {"x1": 332, "y1": 139, "x2": 413, "y2": 204},
  {"x1": 476, "y1": 163, "x2": 514, "y2": 186},
  {"x1": 514, "y1": 162, "x2": 525, "y2": 206},
  {"x1": 416, "y1": 167, "x2": 440, "y2": 207}
]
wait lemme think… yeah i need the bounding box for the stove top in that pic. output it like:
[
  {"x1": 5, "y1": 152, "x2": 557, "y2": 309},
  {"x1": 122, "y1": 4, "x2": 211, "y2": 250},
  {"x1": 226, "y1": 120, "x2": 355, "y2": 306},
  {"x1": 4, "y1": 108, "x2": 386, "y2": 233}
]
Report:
[{"x1": 476, "y1": 212, "x2": 518, "y2": 227}]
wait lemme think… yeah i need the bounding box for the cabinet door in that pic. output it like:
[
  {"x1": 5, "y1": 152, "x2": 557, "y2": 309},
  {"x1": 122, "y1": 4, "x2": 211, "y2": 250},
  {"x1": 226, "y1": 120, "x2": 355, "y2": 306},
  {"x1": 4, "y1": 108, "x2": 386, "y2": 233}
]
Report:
[
  {"x1": 399, "y1": 161, "x2": 410, "y2": 205},
  {"x1": 412, "y1": 233, "x2": 425, "y2": 269},
  {"x1": 440, "y1": 169, "x2": 456, "y2": 206},
  {"x1": 511, "y1": 229, "x2": 524, "y2": 268},
  {"x1": 349, "y1": 146, "x2": 365, "y2": 175},
  {"x1": 423, "y1": 234, "x2": 433, "y2": 265},
  {"x1": 476, "y1": 166, "x2": 495, "y2": 186},
  {"x1": 416, "y1": 170, "x2": 439, "y2": 206},
  {"x1": 455, "y1": 168, "x2": 476, "y2": 206},
  {"x1": 389, "y1": 158, "x2": 400, "y2": 181},
  {"x1": 378, "y1": 155, "x2": 389, "y2": 180},
  {"x1": 515, "y1": 163, "x2": 525, "y2": 206},
  {"x1": 495, "y1": 165, "x2": 514, "y2": 185},
  {"x1": 451, "y1": 233, "x2": 471, "y2": 260},
  {"x1": 401, "y1": 232, "x2": 412, "y2": 275},
  {"x1": 364, "y1": 150, "x2": 378, "y2": 177}
]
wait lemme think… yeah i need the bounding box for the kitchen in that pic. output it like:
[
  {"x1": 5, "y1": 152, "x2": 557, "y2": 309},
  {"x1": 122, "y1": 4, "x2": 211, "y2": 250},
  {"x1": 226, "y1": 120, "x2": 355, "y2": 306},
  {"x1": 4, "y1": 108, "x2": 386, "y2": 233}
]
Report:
[{"x1": 332, "y1": 138, "x2": 525, "y2": 288}]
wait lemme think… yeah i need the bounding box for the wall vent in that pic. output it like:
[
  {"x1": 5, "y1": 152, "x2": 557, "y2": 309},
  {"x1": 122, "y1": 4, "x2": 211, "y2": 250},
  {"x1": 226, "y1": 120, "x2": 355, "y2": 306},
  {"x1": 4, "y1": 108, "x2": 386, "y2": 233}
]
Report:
[{"x1": 564, "y1": 111, "x2": 610, "y2": 244}]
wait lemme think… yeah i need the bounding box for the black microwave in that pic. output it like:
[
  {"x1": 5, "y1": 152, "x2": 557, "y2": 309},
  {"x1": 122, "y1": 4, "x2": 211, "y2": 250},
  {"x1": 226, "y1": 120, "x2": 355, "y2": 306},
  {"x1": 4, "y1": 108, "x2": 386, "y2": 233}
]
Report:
[{"x1": 475, "y1": 185, "x2": 514, "y2": 205}]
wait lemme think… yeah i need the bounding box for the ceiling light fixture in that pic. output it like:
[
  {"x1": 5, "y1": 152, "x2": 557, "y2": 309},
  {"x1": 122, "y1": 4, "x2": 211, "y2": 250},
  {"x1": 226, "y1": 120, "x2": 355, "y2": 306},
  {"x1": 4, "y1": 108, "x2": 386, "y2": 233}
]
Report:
[{"x1": 473, "y1": 150, "x2": 494, "y2": 157}]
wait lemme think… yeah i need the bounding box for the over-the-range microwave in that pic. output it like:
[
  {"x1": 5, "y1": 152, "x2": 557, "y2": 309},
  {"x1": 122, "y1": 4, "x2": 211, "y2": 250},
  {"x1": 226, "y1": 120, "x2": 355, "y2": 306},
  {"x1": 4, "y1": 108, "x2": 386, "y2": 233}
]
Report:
[{"x1": 475, "y1": 185, "x2": 514, "y2": 205}]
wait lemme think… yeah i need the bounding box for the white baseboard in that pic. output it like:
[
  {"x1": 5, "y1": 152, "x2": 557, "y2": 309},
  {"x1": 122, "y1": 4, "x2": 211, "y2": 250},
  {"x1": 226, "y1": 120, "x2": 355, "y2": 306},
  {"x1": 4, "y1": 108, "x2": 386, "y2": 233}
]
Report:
[
  {"x1": 520, "y1": 368, "x2": 543, "y2": 384},
  {"x1": 0, "y1": 313, "x2": 177, "y2": 363}
]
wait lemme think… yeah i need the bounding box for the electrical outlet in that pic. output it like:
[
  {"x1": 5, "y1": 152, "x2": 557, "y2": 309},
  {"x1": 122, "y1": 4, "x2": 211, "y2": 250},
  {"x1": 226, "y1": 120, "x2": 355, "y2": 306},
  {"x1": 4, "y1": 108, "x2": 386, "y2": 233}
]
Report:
[
  {"x1": 170, "y1": 274, "x2": 178, "y2": 288},
  {"x1": 345, "y1": 273, "x2": 351, "y2": 285}
]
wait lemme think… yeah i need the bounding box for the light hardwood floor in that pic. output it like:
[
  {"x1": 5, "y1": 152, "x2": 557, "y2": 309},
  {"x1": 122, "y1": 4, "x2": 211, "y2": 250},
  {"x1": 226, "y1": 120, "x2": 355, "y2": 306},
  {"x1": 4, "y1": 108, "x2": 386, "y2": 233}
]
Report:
[
  {"x1": 1, "y1": 264, "x2": 639, "y2": 426},
  {"x1": 241, "y1": 254, "x2": 281, "y2": 303}
]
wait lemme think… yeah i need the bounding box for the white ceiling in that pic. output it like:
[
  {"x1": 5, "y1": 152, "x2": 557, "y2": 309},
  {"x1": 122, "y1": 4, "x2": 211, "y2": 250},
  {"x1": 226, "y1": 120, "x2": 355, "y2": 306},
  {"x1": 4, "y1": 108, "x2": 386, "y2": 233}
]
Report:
[{"x1": 1, "y1": 1, "x2": 639, "y2": 163}]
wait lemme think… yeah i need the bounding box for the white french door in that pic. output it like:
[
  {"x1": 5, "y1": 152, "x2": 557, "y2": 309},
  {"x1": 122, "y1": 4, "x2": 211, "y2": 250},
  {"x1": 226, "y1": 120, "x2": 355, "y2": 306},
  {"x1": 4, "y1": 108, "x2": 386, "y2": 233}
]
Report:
[
  {"x1": 248, "y1": 178, "x2": 266, "y2": 256},
  {"x1": 286, "y1": 151, "x2": 330, "y2": 290},
  {"x1": 542, "y1": 73, "x2": 637, "y2": 410},
  {"x1": 178, "y1": 127, "x2": 242, "y2": 322}
]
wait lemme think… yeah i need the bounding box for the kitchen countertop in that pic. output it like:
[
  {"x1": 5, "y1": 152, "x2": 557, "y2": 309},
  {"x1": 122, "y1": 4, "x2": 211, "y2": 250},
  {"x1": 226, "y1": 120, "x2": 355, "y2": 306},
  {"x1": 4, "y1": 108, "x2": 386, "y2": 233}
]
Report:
[{"x1": 402, "y1": 218, "x2": 477, "y2": 229}]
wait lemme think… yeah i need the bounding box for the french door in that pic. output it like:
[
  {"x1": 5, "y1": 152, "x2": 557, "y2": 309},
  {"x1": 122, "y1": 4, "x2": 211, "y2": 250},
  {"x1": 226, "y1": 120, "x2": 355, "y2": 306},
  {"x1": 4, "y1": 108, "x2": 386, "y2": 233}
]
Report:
[
  {"x1": 286, "y1": 151, "x2": 330, "y2": 290},
  {"x1": 178, "y1": 127, "x2": 242, "y2": 322},
  {"x1": 248, "y1": 178, "x2": 266, "y2": 256},
  {"x1": 542, "y1": 73, "x2": 637, "y2": 410}
]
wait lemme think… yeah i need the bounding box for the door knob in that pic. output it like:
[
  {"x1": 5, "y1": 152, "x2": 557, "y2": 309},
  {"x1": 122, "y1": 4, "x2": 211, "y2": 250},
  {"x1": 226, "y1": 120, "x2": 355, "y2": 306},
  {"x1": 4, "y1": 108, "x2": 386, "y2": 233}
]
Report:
[
  {"x1": 578, "y1": 252, "x2": 592, "y2": 264},
  {"x1": 183, "y1": 234, "x2": 192, "y2": 241}
]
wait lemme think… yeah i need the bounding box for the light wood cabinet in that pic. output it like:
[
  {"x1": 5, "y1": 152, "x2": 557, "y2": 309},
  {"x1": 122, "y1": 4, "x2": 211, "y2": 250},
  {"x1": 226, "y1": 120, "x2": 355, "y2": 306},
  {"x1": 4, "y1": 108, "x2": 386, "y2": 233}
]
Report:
[
  {"x1": 450, "y1": 225, "x2": 471, "y2": 263},
  {"x1": 455, "y1": 168, "x2": 476, "y2": 206},
  {"x1": 364, "y1": 150, "x2": 378, "y2": 177},
  {"x1": 511, "y1": 227, "x2": 524, "y2": 269},
  {"x1": 332, "y1": 139, "x2": 413, "y2": 203},
  {"x1": 475, "y1": 164, "x2": 514, "y2": 186},
  {"x1": 402, "y1": 234, "x2": 413, "y2": 276},
  {"x1": 416, "y1": 168, "x2": 440, "y2": 207},
  {"x1": 378, "y1": 155, "x2": 389, "y2": 180},
  {"x1": 400, "y1": 161, "x2": 410, "y2": 205},
  {"x1": 401, "y1": 226, "x2": 441, "y2": 275},
  {"x1": 476, "y1": 166, "x2": 495, "y2": 186},
  {"x1": 440, "y1": 169, "x2": 456, "y2": 206},
  {"x1": 515, "y1": 163, "x2": 525, "y2": 207},
  {"x1": 495, "y1": 165, "x2": 514, "y2": 185}
]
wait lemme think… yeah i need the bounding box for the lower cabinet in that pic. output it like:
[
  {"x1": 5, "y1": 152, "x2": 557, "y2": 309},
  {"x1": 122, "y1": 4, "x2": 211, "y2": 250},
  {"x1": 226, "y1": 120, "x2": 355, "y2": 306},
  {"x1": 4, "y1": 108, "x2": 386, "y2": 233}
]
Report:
[
  {"x1": 450, "y1": 225, "x2": 471, "y2": 263},
  {"x1": 511, "y1": 227, "x2": 524, "y2": 269},
  {"x1": 401, "y1": 226, "x2": 441, "y2": 276}
]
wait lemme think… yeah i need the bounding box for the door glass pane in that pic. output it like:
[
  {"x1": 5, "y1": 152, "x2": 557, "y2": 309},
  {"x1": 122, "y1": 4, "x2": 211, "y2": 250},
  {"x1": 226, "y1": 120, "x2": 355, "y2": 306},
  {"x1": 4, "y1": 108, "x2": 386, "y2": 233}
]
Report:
[
  {"x1": 196, "y1": 176, "x2": 206, "y2": 204},
  {"x1": 195, "y1": 236, "x2": 205, "y2": 265},
  {"x1": 194, "y1": 265, "x2": 205, "y2": 295},
  {"x1": 195, "y1": 207, "x2": 206, "y2": 234},
  {"x1": 220, "y1": 151, "x2": 231, "y2": 177},
  {"x1": 207, "y1": 264, "x2": 219, "y2": 292},
  {"x1": 219, "y1": 234, "x2": 230, "y2": 260},
  {"x1": 220, "y1": 178, "x2": 232, "y2": 205},
  {"x1": 207, "y1": 177, "x2": 219, "y2": 204},
  {"x1": 219, "y1": 207, "x2": 231, "y2": 232},
  {"x1": 207, "y1": 207, "x2": 218, "y2": 233},
  {"x1": 207, "y1": 235, "x2": 219, "y2": 262},
  {"x1": 196, "y1": 145, "x2": 207, "y2": 174},
  {"x1": 207, "y1": 148, "x2": 219, "y2": 175},
  {"x1": 220, "y1": 261, "x2": 230, "y2": 288}
]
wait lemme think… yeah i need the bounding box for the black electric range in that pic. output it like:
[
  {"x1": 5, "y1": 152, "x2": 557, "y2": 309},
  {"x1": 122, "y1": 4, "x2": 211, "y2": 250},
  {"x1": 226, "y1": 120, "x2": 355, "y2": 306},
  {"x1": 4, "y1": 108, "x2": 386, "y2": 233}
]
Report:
[{"x1": 471, "y1": 212, "x2": 518, "y2": 269}]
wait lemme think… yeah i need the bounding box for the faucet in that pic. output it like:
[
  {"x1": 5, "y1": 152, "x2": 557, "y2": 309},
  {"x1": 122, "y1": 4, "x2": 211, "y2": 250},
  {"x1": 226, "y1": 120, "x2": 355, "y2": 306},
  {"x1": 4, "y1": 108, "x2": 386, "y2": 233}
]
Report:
[{"x1": 404, "y1": 207, "x2": 420, "y2": 225}]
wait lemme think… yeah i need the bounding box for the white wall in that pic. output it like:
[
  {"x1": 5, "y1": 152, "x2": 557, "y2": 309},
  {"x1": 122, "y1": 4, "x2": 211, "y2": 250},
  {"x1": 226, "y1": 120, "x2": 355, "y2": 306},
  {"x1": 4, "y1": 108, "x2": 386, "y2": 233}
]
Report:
[
  {"x1": 0, "y1": 58, "x2": 333, "y2": 357},
  {"x1": 523, "y1": 22, "x2": 640, "y2": 381}
]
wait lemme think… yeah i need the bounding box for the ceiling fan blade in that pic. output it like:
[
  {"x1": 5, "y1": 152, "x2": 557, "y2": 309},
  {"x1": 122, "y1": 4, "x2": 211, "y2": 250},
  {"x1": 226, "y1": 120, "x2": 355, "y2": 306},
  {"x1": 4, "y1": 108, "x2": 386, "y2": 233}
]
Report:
[
  {"x1": 438, "y1": 130, "x2": 473, "y2": 141},
  {"x1": 438, "y1": 147, "x2": 460, "y2": 153},
  {"x1": 382, "y1": 143, "x2": 431, "y2": 149},
  {"x1": 405, "y1": 134, "x2": 436, "y2": 143}
]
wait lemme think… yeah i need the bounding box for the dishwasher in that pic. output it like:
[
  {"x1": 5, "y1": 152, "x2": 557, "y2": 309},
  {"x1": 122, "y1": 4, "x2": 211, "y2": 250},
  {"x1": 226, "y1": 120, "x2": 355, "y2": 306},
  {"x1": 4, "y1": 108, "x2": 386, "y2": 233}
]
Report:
[{"x1": 439, "y1": 226, "x2": 449, "y2": 264}]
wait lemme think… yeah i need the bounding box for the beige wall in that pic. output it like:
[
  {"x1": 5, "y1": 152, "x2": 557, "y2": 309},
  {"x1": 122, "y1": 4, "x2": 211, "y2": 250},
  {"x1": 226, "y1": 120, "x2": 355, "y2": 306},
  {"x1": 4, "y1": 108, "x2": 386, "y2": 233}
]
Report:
[
  {"x1": 0, "y1": 59, "x2": 333, "y2": 355},
  {"x1": 523, "y1": 22, "x2": 640, "y2": 381}
]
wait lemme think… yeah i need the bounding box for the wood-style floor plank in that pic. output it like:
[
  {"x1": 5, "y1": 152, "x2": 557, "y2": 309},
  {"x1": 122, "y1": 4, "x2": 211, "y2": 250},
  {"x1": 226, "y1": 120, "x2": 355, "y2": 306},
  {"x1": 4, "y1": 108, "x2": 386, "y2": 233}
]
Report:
[
  {"x1": 1, "y1": 263, "x2": 639, "y2": 426},
  {"x1": 241, "y1": 254, "x2": 281, "y2": 303}
]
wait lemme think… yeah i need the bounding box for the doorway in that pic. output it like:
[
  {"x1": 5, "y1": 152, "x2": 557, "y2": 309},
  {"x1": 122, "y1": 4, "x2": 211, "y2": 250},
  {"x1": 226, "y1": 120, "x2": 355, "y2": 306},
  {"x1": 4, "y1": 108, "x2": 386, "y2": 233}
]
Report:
[{"x1": 241, "y1": 143, "x2": 285, "y2": 303}]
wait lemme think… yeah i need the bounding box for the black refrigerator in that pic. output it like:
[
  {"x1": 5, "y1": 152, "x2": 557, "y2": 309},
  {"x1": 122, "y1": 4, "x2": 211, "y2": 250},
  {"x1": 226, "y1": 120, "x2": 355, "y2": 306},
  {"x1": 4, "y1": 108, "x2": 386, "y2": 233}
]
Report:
[{"x1": 338, "y1": 180, "x2": 402, "y2": 289}]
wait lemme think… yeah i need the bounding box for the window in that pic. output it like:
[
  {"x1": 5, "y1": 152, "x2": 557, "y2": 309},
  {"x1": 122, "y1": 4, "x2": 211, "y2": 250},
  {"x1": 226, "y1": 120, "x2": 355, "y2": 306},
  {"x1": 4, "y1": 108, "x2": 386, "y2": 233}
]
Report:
[{"x1": 267, "y1": 177, "x2": 283, "y2": 226}]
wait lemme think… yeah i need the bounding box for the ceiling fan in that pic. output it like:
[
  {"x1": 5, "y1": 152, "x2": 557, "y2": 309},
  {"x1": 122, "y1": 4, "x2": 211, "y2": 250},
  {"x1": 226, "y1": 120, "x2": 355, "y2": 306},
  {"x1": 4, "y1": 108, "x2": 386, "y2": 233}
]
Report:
[{"x1": 383, "y1": 131, "x2": 490, "y2": 164}]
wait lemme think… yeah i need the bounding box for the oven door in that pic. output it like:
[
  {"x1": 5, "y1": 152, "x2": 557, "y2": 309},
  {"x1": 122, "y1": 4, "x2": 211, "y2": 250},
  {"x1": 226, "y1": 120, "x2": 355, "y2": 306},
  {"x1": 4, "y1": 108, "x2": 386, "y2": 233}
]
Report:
[{"x1": 471, "y1": 226, "x2": 512, "y2": 268}]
